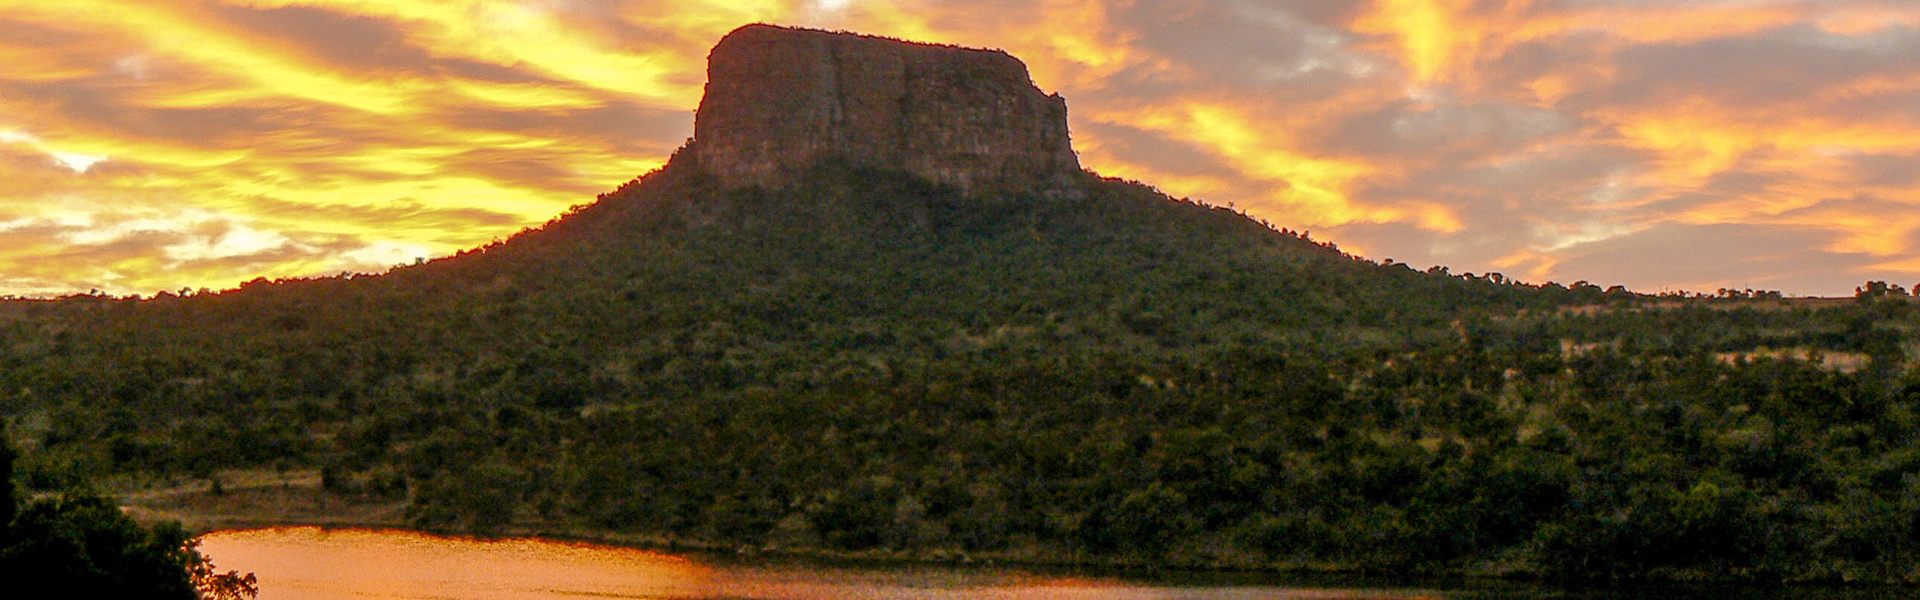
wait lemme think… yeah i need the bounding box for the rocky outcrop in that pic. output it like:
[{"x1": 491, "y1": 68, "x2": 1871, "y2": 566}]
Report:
[{"x1": 675, "y1": 24, "x2": 1080, "y2": 193}]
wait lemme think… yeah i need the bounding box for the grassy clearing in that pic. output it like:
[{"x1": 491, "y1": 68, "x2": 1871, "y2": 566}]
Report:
[{"x1": 118, "y1": 469, "x2": 405, "y2": 534}]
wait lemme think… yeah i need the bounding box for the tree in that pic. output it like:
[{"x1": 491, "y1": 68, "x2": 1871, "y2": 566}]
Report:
[
  {"x1": 186, "y1": 539, "x2": 259, "y2": 600},
  {"x1": 1856, "y1": 280, "x2": 1906, "y2": 301},
  {"x1": 1, "y1": 492, "x2": 199, "y2": 598},
  {"x1": 0, "y1": 427, "x2": 252, "y2": 598}
]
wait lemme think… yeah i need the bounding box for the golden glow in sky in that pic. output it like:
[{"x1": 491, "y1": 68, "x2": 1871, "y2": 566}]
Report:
[{"x1": 1, "y1": 0, "x2": 1917, "y2": 296}]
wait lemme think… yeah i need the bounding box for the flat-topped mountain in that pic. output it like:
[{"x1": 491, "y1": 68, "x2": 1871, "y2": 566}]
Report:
[
  {"x1": 9, "y1": 24, "x2": 1920, "y2": 587},
  {"x1": 677, "y1": 24, "x2": 1079, "y2": 193}
]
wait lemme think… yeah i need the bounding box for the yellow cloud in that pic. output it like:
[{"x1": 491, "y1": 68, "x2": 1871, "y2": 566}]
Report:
[
  {"x1": 1088, "y1": 99, "x2": 1465, "y2": 234},
  {"x1": 2, "y1": 0, "x2": 434, "y2": 115},
  {"x1": 1112, "y1": 102, "x2": 1362, "y2": 211},
  {"x1": 1354, "y1": 0, "x2": 1475, "y2": 83},
  {"x1": 1490, "y1": 247, "x2": 1558, "y2": 282},
  {"x1": 1615, "y1": 113, "x2": 1757, "y2": 188},
  {"x1": 236, "y1": 0, "x2": 705, "y2": 106},
  {"x1": 0, "y1": 0, "x2": 706, "y2": 295},
  {"x1": 1602, "y1": 96, "x2": 1920, "y2": 263},
  {"x1": 1611, "y1": 99, "x2": 1920, "y2": 194},
  {"x1": 619, "y1": 0, "x2": 803, "y2": 38},
  {"x1": 449, "y1": 80, "x2": 607, "y2": 110},
  {"x1": 1354, "y1": 0, "x2": 1806, "y2": 90},
  {"x1": 0, "y1": 38, "x2": 108, "y2": 82},
  {"x1": 1021, "y1": 0, "x2": 1150, "y2": 86}
]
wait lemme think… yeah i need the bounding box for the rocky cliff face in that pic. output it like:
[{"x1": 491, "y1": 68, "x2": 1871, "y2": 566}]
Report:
[{"x1": 676, "y1": 25, "x2": 1081, "y2": 193}]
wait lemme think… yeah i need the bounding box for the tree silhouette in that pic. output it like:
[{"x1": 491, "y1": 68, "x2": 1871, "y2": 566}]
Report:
[{"x1": 0, "y1": 426, "x2": 252, "y2": 598}]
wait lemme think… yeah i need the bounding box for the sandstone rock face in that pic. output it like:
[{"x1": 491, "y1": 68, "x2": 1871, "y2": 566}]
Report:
[{"x1": 678, "y1": 24, "x2": 1080, "y2": 193}]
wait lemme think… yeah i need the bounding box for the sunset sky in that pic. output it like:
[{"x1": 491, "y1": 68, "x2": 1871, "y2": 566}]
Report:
[{"x1": 2, "y1": 0, "x2": 1917, "y2": 297}]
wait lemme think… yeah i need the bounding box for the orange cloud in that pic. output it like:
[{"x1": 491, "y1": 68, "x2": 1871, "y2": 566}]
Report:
[
  {"x1": 1596, "y1": 91, "x2": 1920, "y2": 263},
  {"x1": 1815, "y1": 3, "x2": 1920, "y2": 36},
  {"x1": 1551, "y1": 4, "x2": 1806, "y2": 46},
  {"x1": 1, "y1": 0, "x2": 1917, "y2": 296},
  {"x1": 1353, "y1": 0, "x2": 1806, "y2": 92}
]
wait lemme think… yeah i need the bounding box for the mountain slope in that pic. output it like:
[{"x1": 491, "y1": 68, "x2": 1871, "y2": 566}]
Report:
[
  {"x1": 11, "y1": 162, "x2": 1920, "y2": 583},
  {"x1": 7, "y1": 23, "x2": 1920, "y2": 585}
]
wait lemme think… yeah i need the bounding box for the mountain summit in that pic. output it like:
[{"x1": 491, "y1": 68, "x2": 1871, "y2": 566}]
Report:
[{"x1": 675, "y1": 24, "x2": 1080, "y2": 193}]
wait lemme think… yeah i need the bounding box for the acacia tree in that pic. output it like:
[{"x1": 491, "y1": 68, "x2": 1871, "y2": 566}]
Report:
[{"x1": 1856, "y1": 280, "x2": 1907, "y2": 300}]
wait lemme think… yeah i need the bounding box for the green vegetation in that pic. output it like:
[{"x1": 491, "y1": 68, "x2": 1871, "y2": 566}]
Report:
[
  {"x1": 5, "y1": 163, "x2": 1920, "y2": 583},
  {"x1": 0, "y1": 424, "x2": 255, "y2": 598}
]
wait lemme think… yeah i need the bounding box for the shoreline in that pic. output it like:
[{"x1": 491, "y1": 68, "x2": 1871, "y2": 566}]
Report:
[
  {"x1": 115, "y1": 468, "x2": 1918, "y2": 594},
  {"x1": 116, "y1": 469, "x2": 1507, "y2": 588}
]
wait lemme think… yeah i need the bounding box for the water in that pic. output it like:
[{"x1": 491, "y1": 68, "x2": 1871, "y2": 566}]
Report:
[
  {"x1": 195, "y1": 527, "x2": 1459, "y2": 600},
  {"x1": 196, "y1": 527, "x2": 1897, "y2": 600}
]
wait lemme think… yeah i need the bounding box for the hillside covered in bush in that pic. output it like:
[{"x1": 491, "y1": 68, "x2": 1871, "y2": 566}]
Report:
[{"x1": 5, "y1": 163, "x2": 1920, "y2": 583}]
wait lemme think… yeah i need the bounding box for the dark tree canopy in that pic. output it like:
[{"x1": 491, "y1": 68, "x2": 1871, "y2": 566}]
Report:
[{"x1": 0, "y1": 425, "x2": 252, "y2": 598}]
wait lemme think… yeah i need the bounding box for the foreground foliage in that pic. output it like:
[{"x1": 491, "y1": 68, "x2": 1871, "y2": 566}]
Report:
[
  {"x1": 0, "y1": 427, "x2": 255, "y2": 598},
  {"x1": 4, "y1": 164, "x2": 1919, "y2": 583}
]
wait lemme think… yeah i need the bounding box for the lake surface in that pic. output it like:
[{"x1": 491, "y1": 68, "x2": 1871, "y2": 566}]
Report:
[
  {"x1": 196, "y1": 527, "x2": 1898, "y2": 600},
  {"x1": 195, "y1": 527, "x2": 1464, "y2": 600}
]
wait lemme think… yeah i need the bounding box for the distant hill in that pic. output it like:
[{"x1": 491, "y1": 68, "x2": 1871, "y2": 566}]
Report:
[{"x1": 5, "y1": 25, "x2": 1920, "y2": 585}]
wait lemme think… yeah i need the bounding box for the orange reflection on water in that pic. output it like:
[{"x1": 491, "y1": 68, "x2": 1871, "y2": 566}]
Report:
[
  {"x1": 196, "y1": 527, "x2": 716, "y2": 600},
  {"x1": 196, "y1": 527, "x2": 1460, "y2": 599}
]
